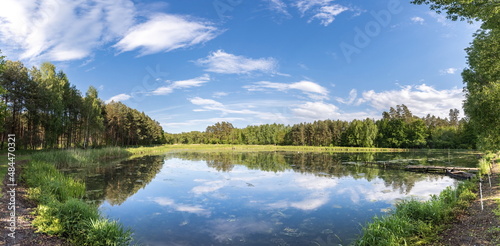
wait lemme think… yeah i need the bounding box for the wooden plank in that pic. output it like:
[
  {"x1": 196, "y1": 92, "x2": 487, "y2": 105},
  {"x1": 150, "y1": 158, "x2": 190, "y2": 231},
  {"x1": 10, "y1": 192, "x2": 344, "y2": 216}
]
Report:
[{"x1": 405, "y1": 165, "x2": 479, "y2": 172}]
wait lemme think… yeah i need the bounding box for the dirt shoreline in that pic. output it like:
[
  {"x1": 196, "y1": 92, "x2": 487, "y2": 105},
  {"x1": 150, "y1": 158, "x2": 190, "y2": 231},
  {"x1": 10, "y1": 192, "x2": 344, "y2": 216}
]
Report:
[
  {"x1": 434, "y1": 158, "x2": 500, "y2": 246},
  {"x1": 0, "y1": 160, "x2": 68, "y2": 246}
]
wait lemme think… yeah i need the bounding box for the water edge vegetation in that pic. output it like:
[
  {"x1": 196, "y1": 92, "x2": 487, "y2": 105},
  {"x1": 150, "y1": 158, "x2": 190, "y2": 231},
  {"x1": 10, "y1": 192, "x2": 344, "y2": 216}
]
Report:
[{"x1": 354, "y1": 152, "x2": 498, "y2": 245}]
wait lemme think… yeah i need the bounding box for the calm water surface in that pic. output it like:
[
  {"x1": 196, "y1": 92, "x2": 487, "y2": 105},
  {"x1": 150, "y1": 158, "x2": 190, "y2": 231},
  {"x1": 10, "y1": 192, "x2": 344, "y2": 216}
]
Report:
[{"x1": 64, "y1": 151, "x2": 473, "y2": 245}]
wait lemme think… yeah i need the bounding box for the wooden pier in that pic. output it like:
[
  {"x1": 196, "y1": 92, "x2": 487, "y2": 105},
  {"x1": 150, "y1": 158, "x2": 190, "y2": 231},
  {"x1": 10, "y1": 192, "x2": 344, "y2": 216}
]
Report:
[{"x1": 405, "y1": 165, "x2": 479, "y2": 173}]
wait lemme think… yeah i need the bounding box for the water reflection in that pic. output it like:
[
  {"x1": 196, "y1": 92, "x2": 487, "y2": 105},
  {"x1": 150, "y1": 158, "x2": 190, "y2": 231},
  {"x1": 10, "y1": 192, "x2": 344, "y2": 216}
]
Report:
[{"x1": 64, "y1": 151, "x2": 463, "y2": 245}]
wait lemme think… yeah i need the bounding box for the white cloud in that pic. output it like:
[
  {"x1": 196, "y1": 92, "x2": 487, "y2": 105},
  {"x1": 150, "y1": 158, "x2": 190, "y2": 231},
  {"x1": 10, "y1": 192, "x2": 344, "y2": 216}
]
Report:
[
  {"x1": 245, "y1": 80, "x2": 329, "y2": 100},
  {"x1": 152, "y1": 74, "x2": 210, "y2": 95},
  {"x1": 0, "y1": 1, "x2": 220, "y2": 61},
  {"x1": 188, "y1": 97, "x2": 286, "y2": 122},
  {"x1": 336, "y1": 89, "x2": 357, "y2": 104},
  {"x1": 440, "y1": 67, "x2": 458, "y2": 75},
  {"x1": 292, "y1": 101, "x2": 339, "y2": 120},
  {"x1": 360, "y1": 84, "x2": 464, "y2": 118},
  {"x1": 411, "y1": 16, "x2": 425, "y2": 24},
  {"x1": 191, "y1": 180, "x2": 226, "y2": 195},
  {"x1": 106, "y1": 93, "x2": 131, "y2": 103},
  {"x1": 115, "y1": 14, "x2": 220, "y2": 56},
  {"x1": 294, "y1": 0, "x2": 349, "y2": 26},
  {"x1": 267, "y1": 0, "x2": 291, "y2": 17},
  {"x1": 196, "y1": 50, "x2": 278, "y2": 75},
  {"x1": 310, "y1": 4, "x2": 349, "y2": 26},
  {"x1": 213, "y1": 92, "x2": 229, "y2": 98},
  {"x1": 163, "y1": 117, "x2": 247, "y2": 129},
  {"x1": 152, "y1": 197, "x2": 210, "y2": 216},
  {"x1": 290, "y1": 194, "x2": 329, "y2": 210},
  {"x1": 0, "y1": 0, "x2": 135, "y2": 61},
  {"x1": 190, "y1": 97, "x2": 224, "y2": 108}
]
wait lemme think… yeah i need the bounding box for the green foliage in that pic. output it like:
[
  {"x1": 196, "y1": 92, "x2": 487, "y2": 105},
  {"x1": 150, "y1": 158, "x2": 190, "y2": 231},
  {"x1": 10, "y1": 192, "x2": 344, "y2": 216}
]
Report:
[
  {"x1": 412, "y1": 1, "x2": 499, "y2": 150},
  {"x1": 57, "y1": 198, "x2": 100, "y2": 242},
  {"x1": 24, "y1": 161, "x2": 85, "y2": 202},
  {"x1": 410, "y1": 0, "x2": 500, "y2": 30},
  {"x1": 0, "y1": 57, "x2": 164, "y2": 150},
  {"x1": 356, "y1": 177, "x2": 478, "y2": 245},
  {"x1": 32, "y1": 202, "x2": 64, "y2": 235},
  {"x1": 85, "y1": 218, "x2": 133, "y2": 246},
  {"x1": 23, "y1": 159, "x2": 133, "y2": 245},
  {"x1": 30, "y1": 147, "x2": 131, "y2": 167}
]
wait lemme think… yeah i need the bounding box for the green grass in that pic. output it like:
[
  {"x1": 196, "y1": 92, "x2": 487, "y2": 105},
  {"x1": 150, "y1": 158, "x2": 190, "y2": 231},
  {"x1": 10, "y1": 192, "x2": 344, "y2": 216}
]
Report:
[
  {"x1": 126, "y1": 144, "x2": 411, "y2": 156},
  {"x1": 22, "y1": 160, "x2": 133, "y2": 246},
  {"x1": 354, "y1": 159, "x2": 481, "y2": 246},
  {"x1": 30, "y1": 147, "x2": 131, "y2": 167}
]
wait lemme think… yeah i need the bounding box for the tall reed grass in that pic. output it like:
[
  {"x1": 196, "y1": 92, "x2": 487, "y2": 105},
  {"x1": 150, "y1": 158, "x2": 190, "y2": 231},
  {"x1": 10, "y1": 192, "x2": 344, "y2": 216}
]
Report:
[{"x1": 31, "y1": 147, "x2": 131, "y2": 167}]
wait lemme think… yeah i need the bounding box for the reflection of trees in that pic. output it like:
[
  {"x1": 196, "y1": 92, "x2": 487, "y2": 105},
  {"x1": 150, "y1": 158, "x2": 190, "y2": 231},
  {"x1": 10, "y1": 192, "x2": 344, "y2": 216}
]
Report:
[
  {"x1": 65, "y1": 151, "x2": 463, "y2": 207},
  {"x1": 82, "y1": 155, "x2": 164, "y2": 205},
  {"x1": 167, "y1": 151, "x2": 436, "y2": 193}
]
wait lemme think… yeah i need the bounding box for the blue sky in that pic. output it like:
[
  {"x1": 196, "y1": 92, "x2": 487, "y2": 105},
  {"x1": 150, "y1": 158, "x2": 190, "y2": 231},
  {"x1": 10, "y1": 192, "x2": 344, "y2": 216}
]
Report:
[{"x1": 0, "y1": 0, "x2": 479, "y2": 133}]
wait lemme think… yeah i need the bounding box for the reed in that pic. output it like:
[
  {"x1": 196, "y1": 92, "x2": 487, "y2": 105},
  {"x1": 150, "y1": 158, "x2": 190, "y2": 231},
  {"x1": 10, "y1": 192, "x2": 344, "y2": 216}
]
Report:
[{"x1": 30, "y1": 147, "x2": 131, "y2": 167}]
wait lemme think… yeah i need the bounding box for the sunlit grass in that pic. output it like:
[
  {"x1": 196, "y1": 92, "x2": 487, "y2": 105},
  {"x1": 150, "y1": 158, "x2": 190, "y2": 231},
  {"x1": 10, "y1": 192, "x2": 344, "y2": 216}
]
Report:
[
  {"x1": 355, "y1": 158, "x2": 481, "y2": 245},
  {"x1": 23, "y1": 159, "x2": 133, "y2": 245},
  {"x1": 126, "y1": 144, "x2": 413, "y2": 156},
  {"x1": 30, "y1": 147, "x2": 131, "y2": 167}
]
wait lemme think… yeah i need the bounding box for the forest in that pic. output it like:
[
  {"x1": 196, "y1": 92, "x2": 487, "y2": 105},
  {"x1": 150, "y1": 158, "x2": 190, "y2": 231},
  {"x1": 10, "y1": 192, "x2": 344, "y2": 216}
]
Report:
[
  {"x1": 0, "y1": 55, "x2": 480, "y2": 151},
  {"x1": 0, "y1": 58, "x2": 166, "y2": 149},
  {"x1": 165, "y1": 105, "x2": 476, "y2": 149}
]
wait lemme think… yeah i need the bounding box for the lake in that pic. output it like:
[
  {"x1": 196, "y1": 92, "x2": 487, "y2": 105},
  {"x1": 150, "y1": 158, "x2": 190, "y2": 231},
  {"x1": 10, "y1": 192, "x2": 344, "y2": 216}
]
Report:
[{"x1": 63, "y1": 150, "x2": 478, "y2": 245}]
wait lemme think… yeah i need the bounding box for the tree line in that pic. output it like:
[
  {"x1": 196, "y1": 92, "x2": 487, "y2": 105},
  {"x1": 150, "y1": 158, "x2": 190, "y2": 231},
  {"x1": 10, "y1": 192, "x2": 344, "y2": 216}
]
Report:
[
  {"x1": 165, "y1": 104, "x2": 476, "y2": 149},
  {"x1": 0, "y1": 57, "x2": 166, "y2": 149},
  {"x1": 410, "y1": 0, "x2": 499, "y2": 151}
]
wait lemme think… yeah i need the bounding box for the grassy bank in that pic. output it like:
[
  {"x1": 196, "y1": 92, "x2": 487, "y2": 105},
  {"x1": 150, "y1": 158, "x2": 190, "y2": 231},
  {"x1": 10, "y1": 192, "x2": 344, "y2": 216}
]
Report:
[
  {"x1": 354, "y1": 153, "x2": 496, "y2": 246},
  {"x1": 22, "y1": 160, "x2": 133, "y2": 245},
  {"x1": 31, "y1": 147, "x2": 131, "y2": 167},
  {"x1": 17, "y1": 148, "x2": 134, "y2": 245},
  {"x1": 127, "y1": 144, "x2": 411, "y2": 156}
]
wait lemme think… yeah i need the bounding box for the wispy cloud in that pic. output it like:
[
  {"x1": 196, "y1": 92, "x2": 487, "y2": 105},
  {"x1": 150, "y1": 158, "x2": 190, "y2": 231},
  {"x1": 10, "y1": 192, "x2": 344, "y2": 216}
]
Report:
[
  {"x1": 359, "y1": 84, "x2": 463, "y2": 118},
  {"x1": 310, "y1": 4, "x2": 349, "y2": 26},
  {"x1": 335, "y1": 89, "x2": 357, "y2": 105},
  {"x1": 0, "y1": 0, "x2": 220, "y2": 61},
  {"x1": 114, "y1": 14, "x2": 220, "y2": 56},
  {"x1": 152, "y1": 197, "x2": 211, "y2": 216},
  {"x1": 213, "y1": 92, "x2": 229, "y2": 98},
  {"x1": 439, "y1": 67, "x2": 458, "y2": 75},
  {"x1": 162, "y1": 117, "x2": 247, "y2": 129},
  {"x1": 411, "y1": 16, "x2": 425, "y2": 25},
  {"x1": 190, "y1": 97, "x2": 224, "y2": 108},
  {"x1": 106, "y1": 93, "x2": 132, "y2": 103},
  {"x1": 0, "y1": 0, "x2": 135, "y2": 61},
  {"x1": 196, "y1": 50, "x2": 279, "y2": 75},
  {"x1": 267, "y1": 0, "x2": 291, "y2": 17},
  {"x1": 427, "y1": 11, "x2": 449, "y2": 26},
  {"x1": 189, "y1": 97, "x2": 285, "y2": 121},
  {"x1": 152, "y1": 74, "x2": 210, "y2": 95},
  {"x1": 294, "y1": 0, "x2": 349, "y2": 26},
  {"x1": 245, "y1": 80, "x2": 329, "y2": 100}
]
